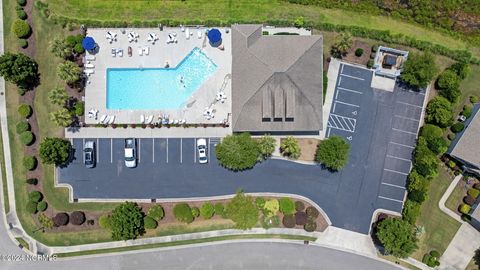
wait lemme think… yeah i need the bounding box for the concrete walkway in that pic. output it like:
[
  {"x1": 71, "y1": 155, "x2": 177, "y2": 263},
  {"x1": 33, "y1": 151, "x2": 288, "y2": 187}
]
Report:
[
  {"x1": 438, "y1": 175, "x2": 464, "y2": 223},
  {"x1": 439, "y1": 222, "x2": 480, "y2": 270}
]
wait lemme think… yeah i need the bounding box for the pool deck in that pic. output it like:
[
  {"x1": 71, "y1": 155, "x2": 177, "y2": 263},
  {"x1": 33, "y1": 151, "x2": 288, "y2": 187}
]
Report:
[{"x1": 84, "y1": 27, "x2": 232, "y2": 125}]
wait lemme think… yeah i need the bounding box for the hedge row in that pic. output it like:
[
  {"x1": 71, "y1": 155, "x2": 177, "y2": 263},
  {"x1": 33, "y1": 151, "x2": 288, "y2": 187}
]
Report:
[{"x1": 37, "y1": 3, "x2": 479, "y2": 64}]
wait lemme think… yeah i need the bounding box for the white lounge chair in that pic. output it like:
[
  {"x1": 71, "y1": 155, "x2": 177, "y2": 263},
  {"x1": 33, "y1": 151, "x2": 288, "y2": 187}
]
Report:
[
  {"x1": 143, "y1": 47, "x2": 150, "y2": 55},
  {"x1": 197, "y1": 30, "x2": 202, "y2": 39},
  {"x1": 85, "y1": 55, "x2": 96, "y2": 61},
  {"x1": 108, "y1": 115, "x2": 115, "y2": 124},
  {"x1": 138, "y1": 47, "x2": 143, "y2": 56},
  {"x1": 185, "y1": 28, "x2": 190, "y2": 40},
  {"x1": 85, "y1": 63, "x2": 95, "y2": 68},
  {"x1": 146, "y1": 115, "x2": 153, "y2": 124},
  {"x1": 103, "y1": 115, "x2": 110, "y2": 124},
  {"x1": 83, "y1": 69, "x2": 94, "y2": 75},
  {"x1": 117, "y1": 49, "x2": 123, "y2": 57},
  {"x1": 99, "y1": 115, "x2": 107, "y2": 123},
  {"x1": 140, "y1": 114, "x2": 145, "y2": 124},
  {"x1": 111, "y1": 48, "x2": 116, "y2": 57}
]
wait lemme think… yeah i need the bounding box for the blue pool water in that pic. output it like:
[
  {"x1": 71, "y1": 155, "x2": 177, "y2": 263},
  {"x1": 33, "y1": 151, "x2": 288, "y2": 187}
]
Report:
[{"x1": 106, "y1": 47, "x2": 217, "y2": 109}]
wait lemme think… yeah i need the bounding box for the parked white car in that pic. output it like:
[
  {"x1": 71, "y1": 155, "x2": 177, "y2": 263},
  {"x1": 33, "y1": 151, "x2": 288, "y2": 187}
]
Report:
[
  {"x1": 124, "y1": 138, "x2": 137, "y2": 168},
  {"x1": 197, "y1": 138, "x2": 208, "y2": 164}
]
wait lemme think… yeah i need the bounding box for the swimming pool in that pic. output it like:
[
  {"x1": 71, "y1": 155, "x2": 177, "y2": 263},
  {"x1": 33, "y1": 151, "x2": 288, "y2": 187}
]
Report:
[{"x1": 106, "y1": 47, "x2": 217, "y2": 109}]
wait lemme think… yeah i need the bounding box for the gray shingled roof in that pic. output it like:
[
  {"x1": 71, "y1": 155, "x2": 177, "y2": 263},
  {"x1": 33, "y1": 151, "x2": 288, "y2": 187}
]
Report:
[
  {"x1": 231, "y1": 24, "x2": 323, "y2": 134},
  {"x1": 449, "y1": 104, "x2": 480, "y2": 172}
]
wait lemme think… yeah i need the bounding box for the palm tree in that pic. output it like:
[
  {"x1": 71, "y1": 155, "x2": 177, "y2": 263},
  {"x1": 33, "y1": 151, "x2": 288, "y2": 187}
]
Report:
[
  {"x1": 49, "y1": 108, "x2": 73, "y2": 127},
  {"x1": 50, "y1": 37, "x2": 71, "y2": 59},
  {"x1": 332, "y1": 32, "x2": 353, "y2": 57},
  {"x1": 57, "y1": 61, "x2": 81, "y2": 84},
  {"x1": 280, "y1": 136, "x2": 301, "y2": 159},
  {"x1": 48, "y1": 86, "x2": 69, "y2": 106}
]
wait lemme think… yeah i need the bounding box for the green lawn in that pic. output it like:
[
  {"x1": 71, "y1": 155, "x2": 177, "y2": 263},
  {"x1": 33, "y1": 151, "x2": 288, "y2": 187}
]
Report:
[
  {"x1": 15, "y1": 237, "x2": 30, "y2": 250},
  {"x1": 445, "y1": 178, "x2": 468, "y2": 214},
  {"x1": 55, "y1": 233, "x2": 317, "y2": 258},
  {"x1": 412, "y1": 167, "x2": 461, "y2": 260},
  {"x1": 45, "y1": 0, "x2": 477, "y2": 57},
  {"x1": 454, "y1": 64, "x2": 480, "y2": 114},
  {"x1": 0, "y1": 127, "x2": 9, "y2": 214}
]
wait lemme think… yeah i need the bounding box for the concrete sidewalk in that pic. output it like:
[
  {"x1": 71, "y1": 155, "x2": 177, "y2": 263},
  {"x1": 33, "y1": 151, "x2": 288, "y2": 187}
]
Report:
[{"x1": 439, "y1": 223, "x2": 480, "y2": 270}]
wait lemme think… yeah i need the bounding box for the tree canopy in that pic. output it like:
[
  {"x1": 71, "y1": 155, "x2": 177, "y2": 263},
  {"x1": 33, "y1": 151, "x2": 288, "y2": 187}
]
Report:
[
  {"x1": 215, "y1": 133, "x2": 260, "y2": 171},
  {"x1": 400, "y1": 52, "x2": 438, "y2": 88},
  {"x1": 39, "y1": 137, "x2": 72, "y2": 166},
  {"x1": 315, "y1": 136, "x2": 350, "y2": 170},
  {"x1": 57, "y1": 61, "x2": 81, "y2": 84},
  {"x1": 0, "y1": 52, "x2": 38, "y2": 88},
  {"x1": 376, "y1": 218, "x2": 418, "y2": 258},
  {"x1": 110, "y1": 202, "x2": 145, "y2": 240},
  {"x1": 48, "y1": 86, "x2": 69, "y2": 106},
  {"x1": 226, "y1": 192, "x2": 259, "y2": 230},
  {"x1": 425, "y1": 96, "x2": 453, "y2": 127}
]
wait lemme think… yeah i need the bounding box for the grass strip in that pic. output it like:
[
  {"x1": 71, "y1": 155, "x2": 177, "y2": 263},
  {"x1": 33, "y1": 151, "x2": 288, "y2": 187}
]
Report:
[
  {"x1": 54, "y1": 234, "x2": 317, "y2": 258},
  {"x1": 15, "y1": 237, "x2": 30, "y2": 250}
]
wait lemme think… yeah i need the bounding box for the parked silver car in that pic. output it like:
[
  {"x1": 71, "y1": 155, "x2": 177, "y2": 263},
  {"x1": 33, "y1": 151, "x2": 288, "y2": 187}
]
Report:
[
  {"x1": 83, "y1": 140, "x2": 95, "y2": 168},
  {"x1": 197, "y1": 138, "x2": 208, "y2": 164},
  {"x1": 124, "y1": 138, "x2": 137, "y2": 168}
]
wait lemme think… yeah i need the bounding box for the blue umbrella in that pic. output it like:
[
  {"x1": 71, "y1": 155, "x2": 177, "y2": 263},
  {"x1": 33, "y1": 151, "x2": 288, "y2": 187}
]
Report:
[
  {"x1": 207, "y1": 29, "x2": 222, "y2": 44},
  {"x1": 82, "y1": 36, "x2": 96, "y2": 51}
]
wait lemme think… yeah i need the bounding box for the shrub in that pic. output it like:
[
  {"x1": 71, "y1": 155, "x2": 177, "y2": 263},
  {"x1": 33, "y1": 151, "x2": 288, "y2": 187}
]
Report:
[
  {"x1": 99, "y1": 215, "x2": 111, "y2": 229},
  {"x1": 20, "y1": 131, "x2": 34, "y2": 145},
  {"x1": 17, "y1": 0, "x2": 26, "y2": 6},
  {"x1": 470, "y1": 95, "x2": 479, "y2": 104},
  {"x1": 464, "y1": 196, "x2": 476, "y2": 206},
  {"x1": 263, "y1": 199, "x2": 279, "y2": 217},
  {"x1": 11, "y1": 19, "x2": 31, "y2": 38},
  {"x1": 407, "y1": 170, "x2": 429, "y2": 193},
  {"x1": 38, "y1": 213, "x2": 54, "y2": 230},
  {"x1": 354, "y1": 48, "x2": 364, "y2": 57},
  {"x1": 447, "y1": 133, "x2": 456, "y2": 140},
  {"x1": 23, "y1": 155, "x2": 37, "y2": 170},
  {"x1": 70, "y1": 211, "x2": 86, "y2": 225},
  {"x1": 367, "y1": 59, "x2": 374, "y2": 68},
  {"x1": 371, "y1": 45, "x2": 378, "y2": 53},
  {"x1": 225, "y1": 192, "x2": 259, "y2": 230},
  {"x1": 451, "y1": 122, "x2": 465, "y2": 133},
  {"x1": 57, "y1": 61, "x2": 81, "y2": 84},
  {"x1": 408, "y1": 190, "x2": 427, "y2": 203},
  {"x1": 420, "y1": 124, "x2": 443, "y2": 138},
  {"x1": 110, "y1": 202, "x2": 144, "y2": 240},
  {"x1": 305, "y1": 206, "x2": 319, "y2": 219},
  {"x1": 200, "y1": 203, "x2": 214, "y2": 219},
  {"x1": 426, "y1": 137, "x2": 449, "y2": 155},
  {"x1": 0, "y1": 52, "x2": 38, "y2": 87},
  {"x1": 39, "y1": 138, "x2": 72, "y2": 165},
  {"x1": 26, "y1": 201, "x2": 37, "y2": 214},
  {"x1": 53, "y1": 212, "x2": 69, "y2": 227},
  {"x1": 462, "y1": 105, "x2": 473, "y2": 118},
  {"x1": 25, "y1": 178, "x2": 37, "y2": 185},
  {"x1": 459, "y1": 204, "x2": 471, "y2": 214},
  {"x1": 215, "y1": 133, "x2": 260, "y2": 171},
  {"x1": 261, "y1": 215, "x2": 280, "y2": 229},
  {"x1": 147, "y1": 205, "x2": 164, "y2": 221},
  {"x1": 143, "y1": 216, "x2": 158, "y2": 229},
  {"x1": 402, "y1": 200, "x2": 421, "y2": 224},
  {"x1": 28, "y1": 191, "x2": 43, "y2": 202},
  {"x1": 436, "y1": 70, "x2": 460, "y2": 102},
  {"x1": 400, "y1": 52, "x2": 438, "y2": 89},
  {"x1": 280, "y1": 136, "x2": 301, "y2": 159},
  {"x1": 18, "y1": 103, "x2": 32, "y2": 118},
  {"x1": 214, "y1": 203, "x2": 227, "y2": 218},
  {"x1": 255, "y1": 197, "x2": 266, "y2": 209},
  {"x1": 295, "y1": 201, "x2": 305, "y2": 211},
  {"x1": 448, "y1": 160, "x2": 456, "y2": 168},
  {"x1": 36, "y1": 201, "x2": 47, "y2": 212},
  {"x1": 295, "y1": 211, "x2": 308, "y2": 225},
  {"x1": 282, "y1": 214, "x2": 296, "y2": 228},
  {"x1": 16, "y1": 121, "x2": 30, "y2": 134},
  {"x1": 74, "y1": 101, "x2": 84, "y2": 116},
  {"x1": 191, "y1": 207, "x2": 200, "y2": 218},
  {"x1": 73, "y1": 43, "x2": 85, "y2": 54},
  {"x1": 279, "y1": 198, "x2": 295, "y2": 215},
  {"x1": 448, "y1": 61, "x2": 470, "y2": 79},
  {"x1": 426, "y1": 97, "x2": 453, "y2": 127},
  {"x1": 468, "y1": 188, "x2": 480, "y2": 198},
  {"x1": 294, "y1": 16, "x2": 304, "y2": 28},
  {"x1": 315, "y1": 136, "x2": 350, "y2": 170},
  {"x1": 376, "y1": 218, "x2": 418, "y2": 258},
  {"x1": 17, "y1": 10, "x2": 27, "y2": 20},
  {"x1": 257, "y1": 135, "x2": 276, "y2": 159},
  {"x1": 423, "y1": 253, "x2": 439, "y2": 267},
  {"x1": 18, "y1": 39, "x2": 28, "y2": 50},
  {"x1": 430, "y1": 250, "x2": 440, "y2": 258},
  {"x1": 173, "y1": 203, "x2": 194, "y2": 224},
  {"x1": 304, "y1": 221, "x2": 317, "y2": 232}
]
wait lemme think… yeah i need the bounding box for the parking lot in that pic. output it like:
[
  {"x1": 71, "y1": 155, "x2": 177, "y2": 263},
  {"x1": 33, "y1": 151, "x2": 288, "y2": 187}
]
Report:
[{"x1": 58, "y1": 63, "x2": 427, "y2": 234}]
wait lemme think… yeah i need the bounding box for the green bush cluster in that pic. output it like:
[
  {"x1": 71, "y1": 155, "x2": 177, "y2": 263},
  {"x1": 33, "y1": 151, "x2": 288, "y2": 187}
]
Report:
[
  {"x1": 354, "y1": 48, "x2": 364, "y2": 57},
  {"x1": 263, "y1": 199, "x2": 279, "y2": 217},
  {"x1": 143, "y1": 216, "x2": 158, "y2": 229},
  {"x1": 451, "y1": 122, "x2": 465, "y2": 133},
  {"x1": 426, "y1": 97, "x2": 453, "y2": 128},
  {"x1": 400, "y1": 52, "x2": 438, "y2": 89},
  {"x1": 225, "y1": 192, "x2": 259, "y2": 230},
  {"x1": 18, "y1": 39, "x2": 28, "y2": 49},
  {"x1": 467, "y1": 188, "x2": 480, "y2": 199},
  {"x1": 17, "y1": 0, "x2": 26, "y2": 6},
  {"x1": 23, "y1": 155, "x2": 37, "y2": 170},
  {"x1": 99, "y1": 215, "x2": 111, "y2": 229},
  {"x1": 422, "y1": 250, "x2": 441, "y2": 267},
  {"x1": 37, "y1": 201, "x2": 48, "y2": 212},
  {"x1": 18, "y1": 103, "x2": 32, "y2": 118},
  {"x1": 459, "y1": 204, "x2": 471, "y2": 214},
  {"x1": 214, "y1": 203, "x2": 227, "y2": 218},
  {"x1": 17, "y1": 10, "x2": 27, "y2": 20},
  {"x1": 20, "y1": 131, "x2": 34, "y2": 145},
  {"x1": 15, "y1": 121, "x2": 30, "y2": 134},
  {"x1": 191, "y1": 207, "x2": 200, "y2": 218},
  {"x1": 376, "y1": 218, "x2": 418, "y2": 258},
  {"x1": 173, "y1": 203, "x2": 194, "y2": 224},
  {"x1": 280, "y1": 136, "x2": 301, "y2": 159},
  {"x1": 26, "y1": 190, "x2": 44, "y2": 214},
  {"x1": 200, "y1": 203, "x2": 214, "y2": 219},
  {"x1": 315, "y1": 136, "x2": 350, "y2": 170},
  {"x1": 279, "y1": 198, "x2": 295, "y2": 215},
  {"x1": 436, "y1": 69, "x2": 460, "y2": 103},
  {"x1": 25, "y1": 178, "x2": 37, "y2": 185},
  {"x1": 462, "y1": 105, "x2": 473, "y2": 118},
  {"x1": 11, "y1": 19, "x2": 31, "y2": 38},
  {"x1": 147, "y1": 205, "x2": 164, "y2": 221},
  {"x1": 470, "y1": 95, "x2": 479, "y2": 104}
]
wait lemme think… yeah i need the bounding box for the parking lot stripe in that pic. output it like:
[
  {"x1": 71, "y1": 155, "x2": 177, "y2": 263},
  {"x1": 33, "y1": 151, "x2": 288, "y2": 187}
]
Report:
[
  {"x1": 194, "y1": 138, "x2": 196, "y2": 163},
  {"x1": 382, "y1": 182, "x2": 406, "y2": 189},
  {"x1": 378, "y1": 196, "x2": 404, "y2": 203},
  {"x1": 392, "y1": 128, "x2": 417, "y2": 135},
  {"x1": 384, "y1": 168, "x2": 409, "y2": 176},
  {"x1": 82, "y1": 139, "x2": 85, "y2": 164},
  {"x1": 332, "y1": 102, "x2": 337, "y2": 113},
  {"x1": 166, "y1": 138, "x2": 169, "y2": 163},
  {"x1": 386, "y1": 154, "x2": 412, "y2": 163},
  {"x1": 138, "y1": 139, "x2": 141, "y2": 163},
  {"x1": 397, "y1": 101, "x2": 422, "y2": 108},
  {"x1": 335, "y1": 89, "x2": 339, "y2": 99},
  {"x1": 338, "y1": 76, "x2": 342, "y2": 86},
  {"x1": 394, "y1": 115, "x2": 419, "y2": 122},
  {"x1": 389, "y1": 141, "x2": 414, "y2": 149},
  {"x1": 208, "y1": 138, "x2": 211, "y2": 161},
  {"x1": 96, "y1": 138, "x2": 99, "y2": 163},
  {"x1": 335, "y1": 100, "x2": 360, "y2": 108},
  {"x1": 152, "y1": 138, "x2": 155, "y2": 163},
  {"x1": 180, "y1": 138, "x2": 183, "y2": 163},
  {"x1": 338, "y1": 87, "x2": 363, "y2": 94},
  {"x1": 341, "y1": 64, "x2": 344, "y2": 73},
  {"x1": 326, "y1": 128, "x2": 331, "y2": 138},
  {"x1": 110, "y1": 138, "x2": 113, "y2": 163},
  {"x1": 340, "y1": 73, "x2": 365, "y2": 81}
]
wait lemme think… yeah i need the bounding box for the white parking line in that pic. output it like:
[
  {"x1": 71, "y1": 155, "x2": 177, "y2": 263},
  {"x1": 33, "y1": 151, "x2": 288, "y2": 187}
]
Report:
[
  {"x1": 335, "y1": 89, "x2": 339, "y2": 99},
  {"x1": 340, "y1": 73, "x2": 365, "y2": 81},
  {"x1": 194, "y1": 138, "x2": 196, "y2": 163},
  {"x1": 335, "y1": 100, "x2": 360, "y2": 108},
  {"x1": 338, "y1": 76, "x2": 342, "y2": 86},
  {"x1": 384, "y1": 168, "x2": 409, "y2": 176},
  {"x1": 397, "y1": 101, "x2": 422, "y2": 109},
  {"x1": 332, "y1": 102, "x2": 337, "y2": 113},
  {"x1": 338, "y1": 87, "x2": 363, "y2": 94},
  {"x1": 341, "y1": 64, "x2": 344, "y2": 73},
  {"x1": 138, "y1": 138, "x2": 141, "y2": 163},
  {"x1": 392, "y1": 128, "x2": 417, "y2": 135},
  {"x1": 96, "y1": 138, "x2": 99, "y2": 163},
  {"x1": 327, "y1": 113, "x2": 356, "y2": 133},
  {"x1": 152, "y1": 138, "x2": 155, "y2": 163},
  {"x1": 389, "y1": 141, "x2": 414, "y2": 149},
  {"x1": 382, "y1": 182, "x2": 406, "y2": 189},
  {"x1": 378, "y1": 196, "x2": 404, "y2": 203},
  {"x1": 82, "y1": 139, "x2": 85, "y2": 163},
  {"x1": 110, "y1": 138, "x2": 113, "y2": 163},
  {"x1": 386, "y1": 155, "x2": 412, "y2": 163},
  {"x1": 394, "y1": 115, "x2": 419, "y2": 122},
  {"x1": 326, "y1": 128, "x2": 331, "y2": 138},
  {"x1": 166, "y1": 138, "x2": 169, "y2": 163},
  {"x1": 208, "y1": 138, "x2": 211, "y2": 161},
  {"x1": 180, "y1": 138, "x2": 183, "y2": 164}
]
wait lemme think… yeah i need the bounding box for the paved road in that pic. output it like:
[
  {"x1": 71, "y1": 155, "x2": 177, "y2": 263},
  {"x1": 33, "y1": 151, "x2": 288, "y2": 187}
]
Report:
[
  {"x1": 1, "y1": 242, "x2": 402, "y2": 270},
  {"x1": 59, "y1": 64, "x2": 426, "y2": 234}
]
